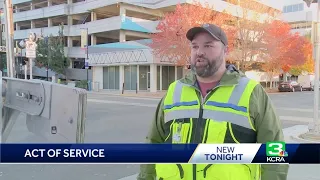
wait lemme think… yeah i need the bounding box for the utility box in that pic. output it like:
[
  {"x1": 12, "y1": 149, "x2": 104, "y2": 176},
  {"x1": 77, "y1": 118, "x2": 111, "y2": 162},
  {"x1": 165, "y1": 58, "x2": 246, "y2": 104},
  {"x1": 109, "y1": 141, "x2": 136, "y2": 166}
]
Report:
[{"x1": 2, "y1": 77, "x2": 87, "y2": 143}]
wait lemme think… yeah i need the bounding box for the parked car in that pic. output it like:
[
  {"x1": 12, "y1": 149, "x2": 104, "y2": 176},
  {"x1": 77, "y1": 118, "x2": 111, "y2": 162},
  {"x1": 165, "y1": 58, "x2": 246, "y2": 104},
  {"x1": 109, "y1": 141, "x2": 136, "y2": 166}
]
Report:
[
  {"x1": 278, "y1": 81, "x2": 302, "y2": 92},
  {"x1": 298, "y1": 74, "x2": 315, "y2": 91}
]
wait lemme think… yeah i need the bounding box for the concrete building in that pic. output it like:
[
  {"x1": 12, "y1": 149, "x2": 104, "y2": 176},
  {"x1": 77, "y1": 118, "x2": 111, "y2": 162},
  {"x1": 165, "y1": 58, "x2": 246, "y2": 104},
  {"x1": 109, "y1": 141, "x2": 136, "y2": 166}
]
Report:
[
  {"x1": 280, "y1": 0, "x2": 317, "y2": 79},
  {"x1": 281, "y1": 0, "x2": 318, "y2": 37},
  {"x1": 12, "y1": 0, "x2": 279, "y2": 92}
]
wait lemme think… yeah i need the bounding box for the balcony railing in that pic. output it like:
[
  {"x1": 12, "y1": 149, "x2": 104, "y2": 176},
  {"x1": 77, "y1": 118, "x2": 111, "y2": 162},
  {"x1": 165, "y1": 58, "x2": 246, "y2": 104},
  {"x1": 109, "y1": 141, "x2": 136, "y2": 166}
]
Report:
[
  {"x1": 12, "y1": 0, "x2": 32, "y2": 5},
  {"x1": 65, "y1": 47, "x2": 86, "y2": 58},
  {"x1": 67, "y1": 16, "x2": 122, "y2": 36},
  {"x1": 14, "y1": 26, "x2": 62, "y2": 40},
  {"x1": 282, "y1": 11, "x2": 315, "y2": 23},
  {"x1": 14, "y1": 16, "x2": 159, "y2": 39},
  {"x1": 14, "y1": 4, "x2": 68, "y2": 22}
]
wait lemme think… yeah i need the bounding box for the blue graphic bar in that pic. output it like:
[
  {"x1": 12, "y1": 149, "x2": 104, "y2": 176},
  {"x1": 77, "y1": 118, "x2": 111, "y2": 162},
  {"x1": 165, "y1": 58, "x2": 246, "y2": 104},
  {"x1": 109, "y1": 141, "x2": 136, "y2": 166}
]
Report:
[{"x1": 0, "y1": 144, "x2": 319, "y2": 164}]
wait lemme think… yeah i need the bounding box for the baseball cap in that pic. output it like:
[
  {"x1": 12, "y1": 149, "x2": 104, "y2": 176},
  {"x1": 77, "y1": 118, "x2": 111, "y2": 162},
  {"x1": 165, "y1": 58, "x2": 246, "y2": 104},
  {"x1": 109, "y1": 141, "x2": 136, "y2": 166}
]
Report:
[{"x1": 186, "y1": 23, "x2": 228, "y2": 46}]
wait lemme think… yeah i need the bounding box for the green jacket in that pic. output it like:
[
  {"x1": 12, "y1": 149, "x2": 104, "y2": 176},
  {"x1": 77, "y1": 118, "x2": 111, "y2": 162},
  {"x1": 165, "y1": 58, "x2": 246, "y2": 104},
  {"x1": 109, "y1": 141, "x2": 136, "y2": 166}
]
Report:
[{"x1": 137, "y1": 66, "x2": 289, "y2": 180}]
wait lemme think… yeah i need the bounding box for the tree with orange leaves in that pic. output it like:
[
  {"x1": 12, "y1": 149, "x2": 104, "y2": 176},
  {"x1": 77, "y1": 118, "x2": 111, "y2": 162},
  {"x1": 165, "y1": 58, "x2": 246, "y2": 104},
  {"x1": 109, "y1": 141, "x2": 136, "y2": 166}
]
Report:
[
  {"x1": 225, "y1": 0, "x2": 280, "y2": 71},
  {"x1": 260, "y1": 54, "x2": 281, "y2": 88},
  {"x1": 301, "y1": 57, "x2": 315, "y2": 73},
  {"x1": 262, "y1": 20, "x2": 307, "y2": 85},
  {"x1": 289, "y1": 39, "x2": 314, "y2": 76},
  {"x1": 149, "y1": 1, "x2": 236, "y2": 66}
]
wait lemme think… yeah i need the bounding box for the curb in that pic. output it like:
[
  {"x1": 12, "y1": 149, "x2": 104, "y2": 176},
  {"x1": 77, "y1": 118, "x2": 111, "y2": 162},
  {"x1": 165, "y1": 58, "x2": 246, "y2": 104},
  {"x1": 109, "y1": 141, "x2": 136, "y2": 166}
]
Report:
[
  {"x1": 290, "y1": 135, "x2": 320, "y2": 143},
  {"x1": 87, "y1": 92, "x2": 164, "y2": 99},
  {"x1": 87, "y1": 91, "x2": 286, "y2": 98},
  {"x1": 267, "y1": 92, "x2": 284, "y2": 95},
  {"x1": 282, "y1": 125, "x2": 320, "y2": 143}
]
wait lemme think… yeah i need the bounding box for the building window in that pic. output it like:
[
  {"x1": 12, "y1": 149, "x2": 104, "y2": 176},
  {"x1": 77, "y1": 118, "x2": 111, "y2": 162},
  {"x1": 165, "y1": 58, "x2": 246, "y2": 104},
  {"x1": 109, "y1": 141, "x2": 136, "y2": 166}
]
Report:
[
  {"x1": 103, "y1": 66, "x2": 120, "y2": 90},
  {"x1": 162, "y1": 66, "x2": 175, "y2": 90},
  {"x1": 287, "y1": 5, "x2": 293, "y2": 13},
  {"x1": 139, "y1": 65, "x2": 150, "y2": 91},
  {"x1": 283, "y1": 3, "x2": 304, "y2": 13},
  {"x1": 299, "y1": 3, "x2": 304, "y2": 11},
  {"x1": 124, "y1": 65, "x2": 137, "y2": 90},
  {"x1": 177, "y1": 66, "x2": 183, "y2": 80},
  {"x1": 293, "y1": 4, "x2": 299, "y2": 12},
  {"x1": 157, "y1": 66, "x2": 160, "y2": 91}
]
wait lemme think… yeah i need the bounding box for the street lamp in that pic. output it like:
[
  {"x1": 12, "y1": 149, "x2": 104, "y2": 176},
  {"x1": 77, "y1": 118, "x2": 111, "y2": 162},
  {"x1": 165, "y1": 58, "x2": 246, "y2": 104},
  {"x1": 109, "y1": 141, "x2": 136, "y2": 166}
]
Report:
[
  {"x1": 44, "y1": 36, "x2": 49, "y2": 81},
  {"x1": 80, "y1": 28, "x2": 89, "y2": 91},
  {"x1": 303, "y1": 0, "x2": 320, "y2": 135}
]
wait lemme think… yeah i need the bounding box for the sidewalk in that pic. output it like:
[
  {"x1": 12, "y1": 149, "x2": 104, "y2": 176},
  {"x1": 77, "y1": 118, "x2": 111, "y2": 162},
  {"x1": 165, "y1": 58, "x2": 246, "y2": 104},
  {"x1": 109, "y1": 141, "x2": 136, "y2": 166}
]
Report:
[
  {"x1": 284, "y1": 125, "x2": 320, "y2": 180},
  {"x1": 88, "y1": 88, "x2": 281, "y2": 99},
  {"x1": 88, "y1": 90, "x2": 166, "y2": 99},
  {"x1": 117, "y1": 125, "x2": 320, "y2": 180}
]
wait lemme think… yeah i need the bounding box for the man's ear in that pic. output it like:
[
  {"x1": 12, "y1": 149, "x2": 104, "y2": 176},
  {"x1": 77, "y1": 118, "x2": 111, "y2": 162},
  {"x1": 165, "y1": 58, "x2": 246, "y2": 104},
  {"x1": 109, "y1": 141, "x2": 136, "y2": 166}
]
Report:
[{"x1": 224, "y1": 45, "x2": 229, "y2": 55}]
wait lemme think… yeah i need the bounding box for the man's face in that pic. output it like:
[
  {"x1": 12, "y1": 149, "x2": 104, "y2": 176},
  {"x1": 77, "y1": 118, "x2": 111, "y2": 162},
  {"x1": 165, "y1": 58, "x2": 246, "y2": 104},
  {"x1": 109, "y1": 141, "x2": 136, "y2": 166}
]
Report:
[{"x1": 190, "y1": 32, "x2": 226, "y2": 78}]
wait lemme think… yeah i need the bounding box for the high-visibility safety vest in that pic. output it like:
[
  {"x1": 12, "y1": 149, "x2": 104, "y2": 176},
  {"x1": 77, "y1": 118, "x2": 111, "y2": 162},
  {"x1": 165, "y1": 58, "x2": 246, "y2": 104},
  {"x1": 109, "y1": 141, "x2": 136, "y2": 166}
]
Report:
[{"x1": 156, "y1": 77, "x2": 260, "y2": 180}]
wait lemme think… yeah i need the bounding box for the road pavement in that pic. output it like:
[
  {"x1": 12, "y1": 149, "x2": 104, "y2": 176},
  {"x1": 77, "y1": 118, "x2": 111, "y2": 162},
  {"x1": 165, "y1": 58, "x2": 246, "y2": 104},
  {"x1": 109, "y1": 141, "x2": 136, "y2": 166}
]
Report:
[{"x1": 1, "y1": 91, "x2": 319, "y2": 180}]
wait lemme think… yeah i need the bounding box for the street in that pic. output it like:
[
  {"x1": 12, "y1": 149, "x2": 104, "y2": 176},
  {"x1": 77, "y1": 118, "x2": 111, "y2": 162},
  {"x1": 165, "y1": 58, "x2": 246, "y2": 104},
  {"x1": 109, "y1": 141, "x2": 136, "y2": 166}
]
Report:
[{"x1": 0, "y1": 91, "x2": 319, "y2": 180}]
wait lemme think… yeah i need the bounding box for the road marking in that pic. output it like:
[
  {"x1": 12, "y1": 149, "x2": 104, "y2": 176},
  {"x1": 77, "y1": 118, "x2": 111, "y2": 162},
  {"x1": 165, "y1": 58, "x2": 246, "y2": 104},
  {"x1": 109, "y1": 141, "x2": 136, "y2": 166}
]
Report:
[
  {"x1": 88, "y1": 99, "x2": 318, "y2": 119},
  {"x1": 118, "y1": 174, "x2": 138, "y2": 180},
  {"x1": 277, "y1": 107, "x2": 319, "y2": 113},
  {"x1": 279, "y1": 116, "x2": 313, "y2": 122},
  {"x1": 87, "y1": 99, "x2": 157, "y2": 108},
  {"x1": 88, "y1": 99, "x2": 316, "y2": 123},
  {"x1": 88, "y1": 95, "x2": 161, "y2": 101}
]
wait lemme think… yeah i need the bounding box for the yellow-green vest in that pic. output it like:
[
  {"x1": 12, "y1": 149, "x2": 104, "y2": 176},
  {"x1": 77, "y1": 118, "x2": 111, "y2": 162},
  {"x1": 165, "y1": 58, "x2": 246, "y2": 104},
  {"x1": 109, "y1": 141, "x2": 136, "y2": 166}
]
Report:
[{"x1": 156, "y1": 77, "x2": 260, "y2": 180}]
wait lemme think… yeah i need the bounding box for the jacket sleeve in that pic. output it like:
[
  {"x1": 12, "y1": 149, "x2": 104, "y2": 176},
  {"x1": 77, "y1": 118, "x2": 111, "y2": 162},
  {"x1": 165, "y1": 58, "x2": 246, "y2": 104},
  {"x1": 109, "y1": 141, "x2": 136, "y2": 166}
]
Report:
[
  {"x1": 137, "y1": 97, "x2": 166, "y2": 180},
  {"x1": 249, "y1": 84, "x2": 289, "y2": 180}
]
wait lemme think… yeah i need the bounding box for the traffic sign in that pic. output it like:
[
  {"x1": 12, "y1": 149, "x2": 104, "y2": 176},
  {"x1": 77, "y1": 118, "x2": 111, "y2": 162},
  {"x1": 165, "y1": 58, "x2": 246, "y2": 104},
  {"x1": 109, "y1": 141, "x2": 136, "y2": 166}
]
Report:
[
  {"x1": 26, "y1": 49, "x2": 36, "y2": 58},
  {"x1": 0, "y1": 46, "x2": 6, "y2": 52},
  {"x1": 25, "y1": 41, "x2": 37, "y2": 58}
]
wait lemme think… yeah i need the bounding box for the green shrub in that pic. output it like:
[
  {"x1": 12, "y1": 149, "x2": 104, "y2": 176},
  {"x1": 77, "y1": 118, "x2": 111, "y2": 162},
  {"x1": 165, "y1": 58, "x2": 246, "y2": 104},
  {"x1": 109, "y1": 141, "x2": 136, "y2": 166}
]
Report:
[{"x1": 75, "y1": 80, "x2": 88, "y2": 89}]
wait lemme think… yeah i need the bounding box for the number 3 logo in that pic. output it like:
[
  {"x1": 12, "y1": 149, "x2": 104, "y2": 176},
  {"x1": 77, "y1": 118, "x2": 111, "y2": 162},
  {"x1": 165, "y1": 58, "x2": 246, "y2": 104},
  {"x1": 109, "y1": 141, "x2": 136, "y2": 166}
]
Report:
[{"x1": 268, "y1": 143, "x2": 283, "y2": 155}]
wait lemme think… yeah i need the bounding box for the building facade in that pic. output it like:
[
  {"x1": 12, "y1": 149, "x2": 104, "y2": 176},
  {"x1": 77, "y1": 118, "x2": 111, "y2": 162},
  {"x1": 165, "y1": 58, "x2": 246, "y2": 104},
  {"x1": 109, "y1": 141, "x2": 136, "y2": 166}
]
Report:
[
  {"x1": 276, "y1": 0, "x2": 316, "y2": 82},
  {"x1": 281, "y1": 0, "x2": 318, "y2": 37},
  {"x1": 11, "y1": 0, "x2": 278, "y2": 92}
]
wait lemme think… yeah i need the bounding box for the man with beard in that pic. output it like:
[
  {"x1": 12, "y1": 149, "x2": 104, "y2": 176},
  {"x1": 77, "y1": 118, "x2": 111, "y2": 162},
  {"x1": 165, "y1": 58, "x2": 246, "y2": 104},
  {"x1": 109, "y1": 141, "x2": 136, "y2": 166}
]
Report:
[{"x1": 137, "y1": 24, "x2": 288, "y2": 180}]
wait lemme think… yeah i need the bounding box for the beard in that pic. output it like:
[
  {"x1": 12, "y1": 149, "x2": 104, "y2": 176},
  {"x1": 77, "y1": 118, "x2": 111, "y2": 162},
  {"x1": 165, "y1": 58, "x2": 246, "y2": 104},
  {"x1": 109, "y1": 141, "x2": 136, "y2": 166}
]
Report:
[{"x1": 191, "y1": 53, "x2": 224, "y2": 78}]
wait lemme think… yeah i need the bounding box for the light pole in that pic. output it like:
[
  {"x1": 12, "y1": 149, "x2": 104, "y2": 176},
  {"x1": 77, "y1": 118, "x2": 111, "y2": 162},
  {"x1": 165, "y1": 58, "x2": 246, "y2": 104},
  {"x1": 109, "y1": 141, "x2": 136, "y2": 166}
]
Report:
[
  {"x1": 80, "y1": 28, "x2": 89, "y2": 91},
  {"x1": 44, "y1": 36, "x2": 49, "y2": 81},
  {"x1": 3, "y1": 0, "x2": 15, "y2": 77},
  {"x1": 304, "y1": 0, "x2": 320, "y2": 135}
]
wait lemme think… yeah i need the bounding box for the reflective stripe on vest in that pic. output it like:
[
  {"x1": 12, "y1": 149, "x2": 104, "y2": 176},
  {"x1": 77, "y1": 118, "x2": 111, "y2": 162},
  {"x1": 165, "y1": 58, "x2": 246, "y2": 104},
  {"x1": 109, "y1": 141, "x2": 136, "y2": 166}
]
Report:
[
  {"x1": 203, "y1": 109, "x2": 251, "y2": 129},
  {"x1": 165, "y1": 109, "x2": 200, "y2": 120},
  {"x1": 168, "y1": 77, "x2": 250, "y2": 110},
  {"x1": 164, "y1": 108, "x2": 250, "y2": 129},
  {"x1": 228, "y1": 77, "x2": 250, "y2": 105},
  {"x1": 164, "y1": 77, "x2": 253, "y2": 130}
]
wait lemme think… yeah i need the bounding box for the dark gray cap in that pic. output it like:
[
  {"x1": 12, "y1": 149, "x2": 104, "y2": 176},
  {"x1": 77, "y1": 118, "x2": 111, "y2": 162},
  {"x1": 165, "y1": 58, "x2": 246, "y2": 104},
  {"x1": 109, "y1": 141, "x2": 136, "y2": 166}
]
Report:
[{"x1": 186, "y1": 23, "x2": 228, "y2": 46}]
